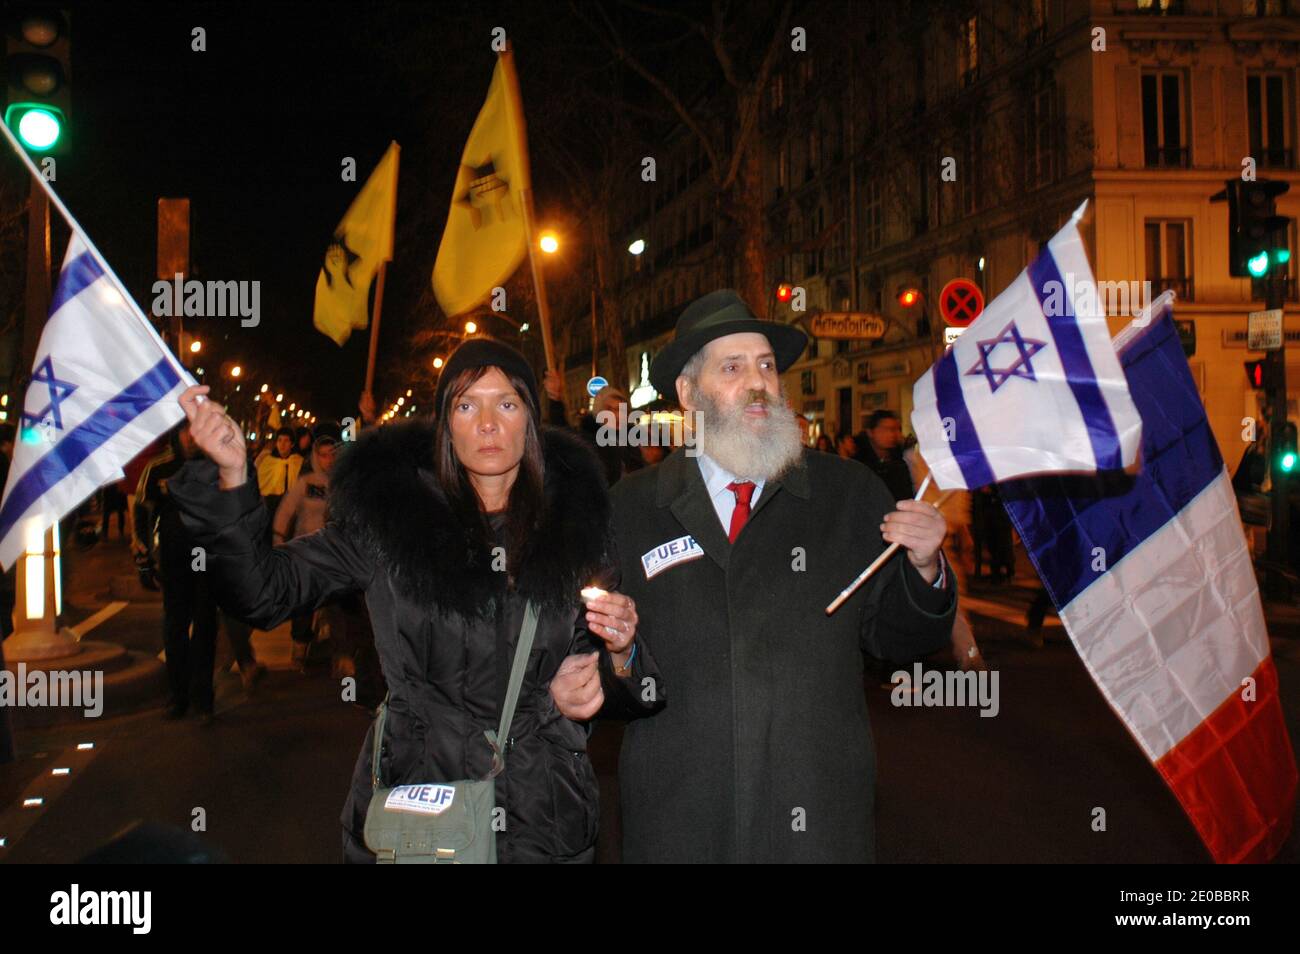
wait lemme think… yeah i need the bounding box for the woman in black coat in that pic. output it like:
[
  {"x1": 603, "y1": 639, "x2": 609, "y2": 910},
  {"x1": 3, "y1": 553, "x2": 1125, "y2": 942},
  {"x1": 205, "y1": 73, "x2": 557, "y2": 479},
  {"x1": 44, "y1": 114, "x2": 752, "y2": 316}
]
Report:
[{"x1": 168, "y1": 340, "x2": 653, "y2": 863}]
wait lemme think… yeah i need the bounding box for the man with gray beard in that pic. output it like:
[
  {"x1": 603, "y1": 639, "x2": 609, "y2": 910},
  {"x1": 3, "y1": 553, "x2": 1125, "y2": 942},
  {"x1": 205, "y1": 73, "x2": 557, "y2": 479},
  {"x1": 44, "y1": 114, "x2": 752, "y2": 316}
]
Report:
[{"x1": 549, "y1": 289, "x2": 956, "y2": 862}]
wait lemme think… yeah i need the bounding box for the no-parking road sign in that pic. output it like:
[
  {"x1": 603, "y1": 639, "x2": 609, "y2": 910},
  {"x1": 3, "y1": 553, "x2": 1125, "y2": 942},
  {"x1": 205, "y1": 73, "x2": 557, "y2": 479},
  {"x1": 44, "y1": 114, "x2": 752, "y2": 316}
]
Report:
[{"x1": 939, "y1": 278, "x2": 984, "y2": 327}]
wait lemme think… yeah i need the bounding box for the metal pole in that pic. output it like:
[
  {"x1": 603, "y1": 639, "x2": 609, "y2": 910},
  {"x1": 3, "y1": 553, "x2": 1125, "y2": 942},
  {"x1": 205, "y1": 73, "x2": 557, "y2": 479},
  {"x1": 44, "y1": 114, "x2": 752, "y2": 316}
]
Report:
[{"x1": 1266, "y1": 267, "x2": 1289, "y2": 597}]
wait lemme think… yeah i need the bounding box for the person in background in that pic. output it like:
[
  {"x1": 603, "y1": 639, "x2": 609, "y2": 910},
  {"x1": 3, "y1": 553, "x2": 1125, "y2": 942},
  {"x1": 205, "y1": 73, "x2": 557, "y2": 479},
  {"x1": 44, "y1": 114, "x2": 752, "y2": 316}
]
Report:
[
  {"x1": 255, "y1": 426, "x2": 302, "y2": 517},
  {"x1": 814, "y1": 434, "x2": 835, "y2": 454},
  {"x1": 135, "y1": 422, "x2": 220, "y2": 724},
  {"x1": 273, "y1": 421, "x2": 343, "y2": 672},
  {"x1": 904, "y1": 444, "x2": 984, "y2": 671},
  {"x1": 858, "y1": 410, "x2": 914, "y2": 502},
  {"x1": 836, "y1": 432, "x2": 858, "y2": 460},
  {"x1": 295, "y1": 426, "x2": 314, "y2": 475},
  {"x1": 0, "y1": 424, "x2": 14, "y2": 640},
  {"x1": 795, "y1": 412, "x2": 811, "y2": 447},
  {"x1": 542, "y1": 371, "x2": 644, "y2": 487}
]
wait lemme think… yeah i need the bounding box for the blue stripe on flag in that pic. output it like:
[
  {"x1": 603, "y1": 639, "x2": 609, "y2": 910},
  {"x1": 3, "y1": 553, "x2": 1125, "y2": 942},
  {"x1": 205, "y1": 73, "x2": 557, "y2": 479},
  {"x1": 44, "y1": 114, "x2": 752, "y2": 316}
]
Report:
[
  {"x1": 0, "y1": 356, "x2": 181, "y2": 544},
  {"x1": 933, "y1": 348, "x2": 995, "y2": 488},
  {"x1": 49, "y1": 250, "x2": 106, "y2": 318},
  {"x1": 1028, "y1": 250, "x2": 1123, "y2": 470},
  {"x1": 1000, "y1": 304, "x2": 1222, "y2": 608}
]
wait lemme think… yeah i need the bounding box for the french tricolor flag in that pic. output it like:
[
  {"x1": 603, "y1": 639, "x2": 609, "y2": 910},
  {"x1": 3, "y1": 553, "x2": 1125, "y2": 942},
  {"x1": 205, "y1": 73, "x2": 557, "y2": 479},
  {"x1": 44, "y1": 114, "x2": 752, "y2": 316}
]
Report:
[{"x1": 1001, "y1": 297, "x2": 1297, "y2": 863}]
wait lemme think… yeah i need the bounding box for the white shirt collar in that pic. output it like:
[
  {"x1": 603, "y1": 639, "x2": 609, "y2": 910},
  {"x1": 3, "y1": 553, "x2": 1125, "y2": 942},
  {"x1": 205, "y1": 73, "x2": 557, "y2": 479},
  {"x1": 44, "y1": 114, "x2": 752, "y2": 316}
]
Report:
[{"x1": 696, "y1": 452, "x2": 765, "y2": 501}]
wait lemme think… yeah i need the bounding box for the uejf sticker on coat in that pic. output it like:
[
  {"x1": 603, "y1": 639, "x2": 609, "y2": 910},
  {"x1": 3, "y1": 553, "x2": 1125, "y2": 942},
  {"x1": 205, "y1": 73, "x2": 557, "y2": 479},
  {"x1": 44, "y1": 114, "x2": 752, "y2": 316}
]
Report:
[
  {"x1": 384, "y1": 784, "x2": 456, "y2": 815},
  {"x1": 642, "y1": 534, "x2": 704, "y2": 579}
]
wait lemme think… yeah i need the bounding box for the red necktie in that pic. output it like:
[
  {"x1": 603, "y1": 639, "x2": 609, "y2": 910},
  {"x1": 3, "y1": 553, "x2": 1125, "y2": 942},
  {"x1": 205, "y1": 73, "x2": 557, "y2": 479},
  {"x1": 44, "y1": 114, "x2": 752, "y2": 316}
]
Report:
[{"x1": 726, "y1": 480, "x2": 755, "y2": 543}]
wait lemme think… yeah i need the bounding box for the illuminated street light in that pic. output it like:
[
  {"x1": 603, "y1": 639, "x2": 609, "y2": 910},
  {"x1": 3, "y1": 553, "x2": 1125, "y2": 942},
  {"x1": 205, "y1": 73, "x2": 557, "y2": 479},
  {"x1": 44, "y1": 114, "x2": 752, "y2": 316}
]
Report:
[
  {"x1": 628, "y1": 239, "x2": 646, "y2": 256},
  {"x1": 230, "y1": 365, "x2": 242, "y2": 378},
  {"x1": 275, "y1": 393, "x2": 283, "y2": 403},
  {"x1": 289, "y1": 403, "x2": 296, "y2": 411},
  {"x1": 190, "y1": 340, "x2": 202, "y2": 354},
  {"x1": 464, "y1": 321, "x2": 477, "y2": 334},
  {"x1": 433, "y1": 357, "x2": 444, "y2": 369},
  {"x1": 539, "y1": 232, "x2": 559, "y2": 254},
  {"x1": 260, "y1": 384, "x2": 268, "y2": 393},
  {"x1": 406, "y1": 389, "x2": 412, "y2": 397}
]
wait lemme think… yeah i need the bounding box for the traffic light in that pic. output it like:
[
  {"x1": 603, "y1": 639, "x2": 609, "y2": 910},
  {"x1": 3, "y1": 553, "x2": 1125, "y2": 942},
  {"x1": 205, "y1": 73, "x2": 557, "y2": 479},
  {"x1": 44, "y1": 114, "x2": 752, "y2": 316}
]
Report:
[
  {"x1": 1245, "y1": 359, "x2": 1268, "y2": 390},
  {"x1": 1279, "y1": 421, "x2": 1297, "y2": 474},
  {"x1": 5, "y1": 8, "x2": 70, "y2": 154},
  {"x1": 775, "y1": 283, "x2": 793, "y2": 303},
  {"x1": 1214, "y1": 178, "x2": 1290, "y2": 278},
  {"x1": 897, "y1": 286, "x2": 921, "y2": 307}
]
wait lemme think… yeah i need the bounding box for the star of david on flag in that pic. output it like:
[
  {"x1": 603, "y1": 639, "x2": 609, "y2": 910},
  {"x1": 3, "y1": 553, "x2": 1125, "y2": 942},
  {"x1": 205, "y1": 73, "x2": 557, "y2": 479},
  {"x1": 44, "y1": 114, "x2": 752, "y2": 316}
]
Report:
[
  {"x1": 911, "y1": 201, "x2": 1143, "y2": 490},
  {"x1": 0, "y1": 232, "x2": 193, "y2": 570}
]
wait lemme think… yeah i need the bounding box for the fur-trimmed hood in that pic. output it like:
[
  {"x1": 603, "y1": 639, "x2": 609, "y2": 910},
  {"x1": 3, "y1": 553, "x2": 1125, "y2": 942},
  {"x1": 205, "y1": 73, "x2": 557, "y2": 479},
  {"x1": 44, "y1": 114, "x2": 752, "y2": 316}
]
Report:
[{"x1": 328, "y1": 419, "x2": 613, "y2": 622}]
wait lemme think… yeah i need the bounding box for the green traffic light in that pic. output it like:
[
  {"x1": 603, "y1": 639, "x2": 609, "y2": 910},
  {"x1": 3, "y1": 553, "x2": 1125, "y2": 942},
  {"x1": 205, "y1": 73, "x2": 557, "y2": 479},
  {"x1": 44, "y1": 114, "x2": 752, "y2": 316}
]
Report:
[
  {"x1": 1248, "y1": 250, "x2": 1270, "y2": 277},
  {"x1": 1283, "y1": 451, "x2": 1297, "y2": 473},
  {"x1": 1277, "y1": 248, "x2": 1292, "y2": 265},
  {"x1": 5, "y1": 104, "x2": 64, "y2": 152}
]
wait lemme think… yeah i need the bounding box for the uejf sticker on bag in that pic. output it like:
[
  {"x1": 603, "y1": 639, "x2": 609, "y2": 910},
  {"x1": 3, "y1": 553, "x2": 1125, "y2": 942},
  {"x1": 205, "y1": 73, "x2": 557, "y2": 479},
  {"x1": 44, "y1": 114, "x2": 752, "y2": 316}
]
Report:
[
  {"x1": 385, "y1": 784, "x2": 456, "y2": 815},
  {"x1": 641, "y1": 534, "x2": 704, "y2": 579}
]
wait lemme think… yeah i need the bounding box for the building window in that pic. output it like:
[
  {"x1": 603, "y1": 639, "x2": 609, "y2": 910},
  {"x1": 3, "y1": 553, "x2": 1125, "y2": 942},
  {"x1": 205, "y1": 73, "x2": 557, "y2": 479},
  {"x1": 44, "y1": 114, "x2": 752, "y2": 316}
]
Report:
[
  {"x1": 1144, "y1": 219, "x2": 1194, "y2": 302},
  {"x1": 960, "y1": 14, "x2": 979, "y2": 85},
  {"x1": 1028, "y1": 76, "x2": 1059, "y2": 187},
  {"x1": 1141, "y1": 71, "x2": 1188, "y2": 168},
  {"x1": 1248, "y1": 72, "x2": 1293, "y2": 169},
  {"x1": 863, "y1": 178, "x2": 882, "y2": 252},
  {"x1": 1136, "y1": 0, "x2": 1185, "y2": 13},
  {"x1": 962, "y1": 126, "x2": 980, "y2": 216},
  {"x1": 1243, "y1": 0, "x2": 1286, "y2": 15}
]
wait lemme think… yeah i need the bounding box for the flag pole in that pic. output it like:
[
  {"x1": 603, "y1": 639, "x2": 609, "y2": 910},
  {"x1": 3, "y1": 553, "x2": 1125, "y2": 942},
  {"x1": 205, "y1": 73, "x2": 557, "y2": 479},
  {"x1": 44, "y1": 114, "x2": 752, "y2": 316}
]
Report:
[
  {"x1": 0, "y1": 119, "x2": 195, "y2": 388},
  {"x1": 825, "y1": 476, "x2": 954, "y2": 615},
  {"x1": 498, "y1": 45, "x2": 566, "y2": 407},
  {"x1": 364, "y1": 141, "x2": 400, "y2": 396}
]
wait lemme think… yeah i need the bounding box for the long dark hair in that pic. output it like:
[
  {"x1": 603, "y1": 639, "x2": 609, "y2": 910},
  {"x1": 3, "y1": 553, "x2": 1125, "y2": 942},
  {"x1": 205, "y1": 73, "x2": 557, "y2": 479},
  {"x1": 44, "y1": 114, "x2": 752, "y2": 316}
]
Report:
[{"x1": 433, "y1": 365, "x2": 545, "y2": 585}]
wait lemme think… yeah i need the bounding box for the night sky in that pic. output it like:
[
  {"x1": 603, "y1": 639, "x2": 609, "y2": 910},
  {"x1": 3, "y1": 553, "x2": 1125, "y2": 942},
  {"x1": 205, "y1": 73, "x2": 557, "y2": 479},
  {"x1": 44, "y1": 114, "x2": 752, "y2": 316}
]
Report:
[{"x1": 3, "y1": 0, "x2": 649, "y2": 423}]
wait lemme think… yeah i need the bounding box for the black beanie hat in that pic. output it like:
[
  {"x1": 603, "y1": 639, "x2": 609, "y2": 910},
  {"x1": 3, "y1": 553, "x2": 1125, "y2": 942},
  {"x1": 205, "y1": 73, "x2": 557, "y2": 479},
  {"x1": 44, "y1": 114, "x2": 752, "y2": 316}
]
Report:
[{"x1": 434, "y1": 338, "x2": 540, "y2": 418}]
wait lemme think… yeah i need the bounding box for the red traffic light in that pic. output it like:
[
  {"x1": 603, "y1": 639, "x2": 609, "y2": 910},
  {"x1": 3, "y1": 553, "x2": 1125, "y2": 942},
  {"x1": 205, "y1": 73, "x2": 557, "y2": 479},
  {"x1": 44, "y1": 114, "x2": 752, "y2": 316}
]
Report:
[
  {"x1": 1245, "y1": 359, "x2": 1266, "y2": 390},
  {"x1": 776, "y1": 283, "x2": 793, "y2": 303},
  {"x1": 898, "y1": 287, "x2": 921, "y2": 307}
]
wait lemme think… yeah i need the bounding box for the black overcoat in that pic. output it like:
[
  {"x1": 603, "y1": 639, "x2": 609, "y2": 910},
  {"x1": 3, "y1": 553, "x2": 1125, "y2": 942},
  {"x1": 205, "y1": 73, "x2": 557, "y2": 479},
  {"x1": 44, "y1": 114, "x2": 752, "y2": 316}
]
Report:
[
  {"x1": 603, "y1": 446, "x2": 956, "y2": 862},
  {"x1": 168, "y1": 421, "x2": 648, "y2": 863}
]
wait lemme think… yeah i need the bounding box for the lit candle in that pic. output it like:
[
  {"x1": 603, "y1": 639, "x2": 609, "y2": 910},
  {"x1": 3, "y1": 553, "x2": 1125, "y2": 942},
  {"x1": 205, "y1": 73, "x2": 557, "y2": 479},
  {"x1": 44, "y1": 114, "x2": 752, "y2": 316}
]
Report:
[{"x1": 580, "y1": 586, "x2": 607, "y2": 603}]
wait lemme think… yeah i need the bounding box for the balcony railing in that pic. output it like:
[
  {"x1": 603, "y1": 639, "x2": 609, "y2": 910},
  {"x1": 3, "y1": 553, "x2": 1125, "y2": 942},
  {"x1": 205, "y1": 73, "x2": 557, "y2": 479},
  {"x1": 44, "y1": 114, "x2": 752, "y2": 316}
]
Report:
[
  {"x1": 1144, "y1": 144, "x2": 1189, "y2": 168},
  {"x1": 1149, "y1": 275, "x2": 1194, "y2": 302}
]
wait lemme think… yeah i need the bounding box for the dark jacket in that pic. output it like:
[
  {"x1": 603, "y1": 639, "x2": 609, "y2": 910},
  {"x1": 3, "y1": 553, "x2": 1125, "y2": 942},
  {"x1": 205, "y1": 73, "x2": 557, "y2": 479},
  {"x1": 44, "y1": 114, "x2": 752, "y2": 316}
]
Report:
[
  {"x1": 134, "y1": 447, "x2": 200, "y2": 583},
  {"x1": 603, "y1": 445, "x2": 956, "y2": 862},
  {"x1": 857, "y1": 442, "x2": 914, "y2": 503},
  {"x1": 546, "y1": 397, "x2": 644, "y2": 487},
  {"x1": 168, "y1": 421, "x2": 651, "y2": 863}
]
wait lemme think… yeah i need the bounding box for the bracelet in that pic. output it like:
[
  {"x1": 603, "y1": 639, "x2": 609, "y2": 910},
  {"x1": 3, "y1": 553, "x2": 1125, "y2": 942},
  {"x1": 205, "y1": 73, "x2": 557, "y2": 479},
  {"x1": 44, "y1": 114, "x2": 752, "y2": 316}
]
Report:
[{"x1": 614, "y1": 640, "x2": 637, "y2": 675}]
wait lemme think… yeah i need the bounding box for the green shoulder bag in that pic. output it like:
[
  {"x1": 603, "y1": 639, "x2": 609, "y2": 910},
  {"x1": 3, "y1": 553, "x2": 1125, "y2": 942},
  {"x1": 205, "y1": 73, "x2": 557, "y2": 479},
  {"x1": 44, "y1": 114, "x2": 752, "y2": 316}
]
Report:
[{"x1": 363, "y1": 601, "x2": 539, "y2": 864}]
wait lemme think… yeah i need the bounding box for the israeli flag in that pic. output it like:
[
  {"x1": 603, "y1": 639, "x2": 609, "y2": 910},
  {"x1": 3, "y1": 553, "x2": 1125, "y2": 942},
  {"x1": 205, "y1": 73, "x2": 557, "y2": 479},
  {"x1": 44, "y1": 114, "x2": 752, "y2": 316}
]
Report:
[
  {"x1": 912, "y1": 202, "x2": 1142, "y2": 490},
  {"x1": 0, "y1": 233, "x2": 193, "y2": 570}
]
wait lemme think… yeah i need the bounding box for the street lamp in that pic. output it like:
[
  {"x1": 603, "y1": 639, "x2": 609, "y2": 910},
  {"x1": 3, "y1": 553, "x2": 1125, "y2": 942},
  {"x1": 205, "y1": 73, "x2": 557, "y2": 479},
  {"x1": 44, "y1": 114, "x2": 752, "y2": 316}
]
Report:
[
  {"x1": 260, "y1": 383, "x2": 268, "y2": 393},
  {"x1": 230, "y1": 364, "x2": 242, "y2": 378},
  {"x1": 464, "y1": 320, "x2": 477, "y2": 334},
  {"x1": 540, "y1": 232, "x2": 559, "y2": 254},
  {"x1": 189, "y1": 340, "x2": 202, "y2": 354},
  {"x1": 627, "y1": 239, "x2": 646, "y2": 256},
  {"x1": 432, "y1": 357, "x2": 444, "y2": 369},
  {"x1": 275, "y1": 392, "x2": 283, "y2": 403}
]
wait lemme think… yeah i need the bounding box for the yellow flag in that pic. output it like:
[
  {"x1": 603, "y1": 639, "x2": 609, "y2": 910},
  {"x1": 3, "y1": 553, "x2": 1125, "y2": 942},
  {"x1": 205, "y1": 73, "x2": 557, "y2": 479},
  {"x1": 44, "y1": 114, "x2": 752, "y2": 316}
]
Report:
[
  {"x1": 432, "y1": 55, "x2": 530, "y2": 318},
  {"x1": 313, "y1": 142, "x2": 400, "y2": 346}
]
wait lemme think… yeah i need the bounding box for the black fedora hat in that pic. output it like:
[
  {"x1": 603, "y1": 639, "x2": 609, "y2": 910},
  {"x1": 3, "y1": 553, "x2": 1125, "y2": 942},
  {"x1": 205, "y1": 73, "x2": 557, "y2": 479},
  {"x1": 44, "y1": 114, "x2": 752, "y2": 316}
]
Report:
[{"x1": 649, "y1": 290, "x2": 808, "y2": 397}]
